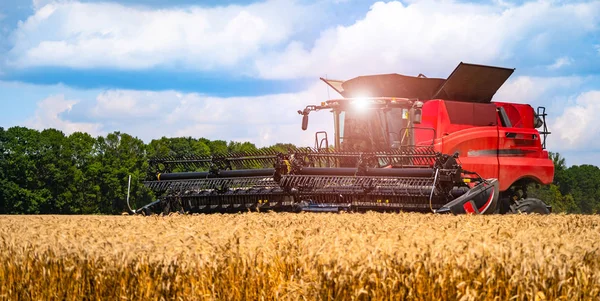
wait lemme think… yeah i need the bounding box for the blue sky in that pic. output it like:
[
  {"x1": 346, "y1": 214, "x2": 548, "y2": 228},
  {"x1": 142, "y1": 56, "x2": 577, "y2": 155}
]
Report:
[{"x1": 0, "y1": 0, "x2": 600, "y2": 166}]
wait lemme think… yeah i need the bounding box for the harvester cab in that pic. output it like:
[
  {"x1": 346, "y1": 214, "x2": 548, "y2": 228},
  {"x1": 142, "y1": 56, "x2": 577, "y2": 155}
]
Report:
[
  {"x1": 138, "y1": 62, "x2": 553, "y2": 216},
  {"x1": 299, "y1": 97, "x2": 427, "y2": 154}
]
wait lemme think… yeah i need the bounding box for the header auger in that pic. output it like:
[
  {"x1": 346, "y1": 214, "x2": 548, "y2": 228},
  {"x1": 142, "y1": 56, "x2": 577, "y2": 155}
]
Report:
[{"x1": 137, "y1": 62, "x2": 554, "y2": 215}]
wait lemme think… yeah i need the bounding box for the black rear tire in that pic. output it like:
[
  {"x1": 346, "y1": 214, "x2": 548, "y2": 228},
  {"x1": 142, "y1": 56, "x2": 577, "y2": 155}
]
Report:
[{"x1": 514, "y1": 198, "x2": 550, "y2": 214}]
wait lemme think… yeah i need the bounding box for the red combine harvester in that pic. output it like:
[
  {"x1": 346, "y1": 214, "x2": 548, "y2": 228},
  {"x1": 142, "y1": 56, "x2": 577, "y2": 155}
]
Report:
[{"x1": 140, "y1": 63, "x2": 554, "y2": 215}]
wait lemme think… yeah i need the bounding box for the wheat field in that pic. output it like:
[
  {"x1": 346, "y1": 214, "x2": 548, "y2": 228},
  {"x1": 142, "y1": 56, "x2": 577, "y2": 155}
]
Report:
[{"x1": 0, "y1": 213, "x2": 599, "y2": 300}]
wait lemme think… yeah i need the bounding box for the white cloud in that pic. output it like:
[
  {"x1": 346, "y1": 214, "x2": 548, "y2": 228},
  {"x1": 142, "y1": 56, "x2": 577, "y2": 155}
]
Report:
[
  {"x1": 547, "y1": 57, "x2": 573, "y2": 70},
  {"x1": 494, "y1": 75, "x2": 585, "y2": 105},
  {"x1": 91, "y1": 90, "x2": 166, "y2": 118},
  {"x1": 551, "y1": 91, "x2": 600, "y2": 151},
  {"x1": 256, "y1": 0, "x2": 600, "y2": 79},
  {"x1": 7, "y1": 0, "x2": 600, "y2": 78},
  {"x1": 25, "y1": 94, "x2": 104, "y2": 136},
  {"x1": 57, "y1": 82, "x2": 333, "y2": 147},
  {"x1": 9, "y1": 0, "x2": 314, "y2": 71}
]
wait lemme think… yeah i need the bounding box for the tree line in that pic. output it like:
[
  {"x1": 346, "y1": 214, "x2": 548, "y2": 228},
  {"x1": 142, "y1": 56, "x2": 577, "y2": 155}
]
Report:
[
  {"x1": 528, "y1": 153, "x2": 600, "y2": 214},
  {"x1": 0, "y1": 126, "x2": 597, "y2": 214},
  {"x1": 0, "y1": 126, "x2": 292, "y2": 214}
]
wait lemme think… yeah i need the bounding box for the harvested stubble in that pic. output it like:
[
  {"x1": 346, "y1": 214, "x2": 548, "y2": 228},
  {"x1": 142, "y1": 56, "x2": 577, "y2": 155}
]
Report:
[{"x1": 1, "y1": 213, "x2": 600, "y2": 300}]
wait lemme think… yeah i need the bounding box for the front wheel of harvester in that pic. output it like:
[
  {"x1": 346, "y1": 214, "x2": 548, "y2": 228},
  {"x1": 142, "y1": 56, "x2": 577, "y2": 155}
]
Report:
[{"x1": 514, "y1": 198, "x2": 550, "y2": 214}]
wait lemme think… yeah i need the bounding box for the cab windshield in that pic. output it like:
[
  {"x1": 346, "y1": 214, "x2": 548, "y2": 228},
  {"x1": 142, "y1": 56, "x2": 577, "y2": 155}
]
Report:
[{"x1": 337, "y1": 107, "x2": 411, "y2": 152}]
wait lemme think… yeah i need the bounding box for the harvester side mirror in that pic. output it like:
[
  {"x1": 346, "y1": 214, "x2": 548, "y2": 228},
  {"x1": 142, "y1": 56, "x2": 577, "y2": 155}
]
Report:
[
  {"x1": 413, "y1": 109, "x2": 422, "y2": 124},
  {"x1": 302, "y1": 114, "x2": 309, "y2": 131},
  {"x1": 533, "y1": 115, "x2": 544, "y2": 128}
]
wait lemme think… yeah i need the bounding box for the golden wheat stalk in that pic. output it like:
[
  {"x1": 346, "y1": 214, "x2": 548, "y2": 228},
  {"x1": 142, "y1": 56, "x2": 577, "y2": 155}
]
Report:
[{"x1": 0, "y1": 213, "x2": 599, "y2": 300}]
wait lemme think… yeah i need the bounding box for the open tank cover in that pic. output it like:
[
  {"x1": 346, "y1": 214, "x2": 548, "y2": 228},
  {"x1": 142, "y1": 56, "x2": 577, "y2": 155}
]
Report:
[{"x1": 320, "y1": 62, "x2": 515, "y2": 103}]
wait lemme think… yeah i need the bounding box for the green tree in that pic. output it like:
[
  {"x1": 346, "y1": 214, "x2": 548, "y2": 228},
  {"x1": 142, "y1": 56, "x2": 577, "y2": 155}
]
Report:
[
  {"x1": 0, "y1": 127, "x2": 50, "y2": 214},
  {"x1": 68, "y1": 132, "x2": 102, "y2": 214},
  {"x1": 528, "y1": 184, "x2": 578, "y2": 213},
  {"x1": 227, "y1": 141, "x2": 258, "y2": 153},
  {"x1": 549, "y1": 151, "x2": 566, "y2": 172},
  {"x1": 95, "y1": 132, "x2": 153, "y2": 214},
  {"x1": 192, "y1": 140, "x2": 211, "y2": 156},
  {"x1": 36, "y1": 128, "x2": 75, "y2": 213},
  {"x1": 549, "y1": 151, "x2": 571, "y2": 195},
  {"x1": 563, "y1": 165, "x2": 600, "y2": 214},
  {"x1": 147, "y1": 137, "x2": 173, "y2": 158},
  {"x1": 262, "y1": 143, "x2": 297, "y2": 153},
  {"x1": 0, "y1": 127, "x2": 6, "y2": 213},
  {"x1": 207, "y1": 140, "x2": 228, "y2": 155}
]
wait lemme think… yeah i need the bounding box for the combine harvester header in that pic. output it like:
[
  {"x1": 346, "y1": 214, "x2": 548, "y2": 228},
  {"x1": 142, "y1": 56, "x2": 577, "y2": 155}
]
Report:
[{"x1": 138, "y1": 62, "x2": 554, "y2": 215}]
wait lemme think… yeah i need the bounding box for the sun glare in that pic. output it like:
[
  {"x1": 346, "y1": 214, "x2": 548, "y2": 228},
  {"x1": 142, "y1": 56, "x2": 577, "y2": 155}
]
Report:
[{"x1": 351, "y1": 97, "x2": 369, "y2": 110}]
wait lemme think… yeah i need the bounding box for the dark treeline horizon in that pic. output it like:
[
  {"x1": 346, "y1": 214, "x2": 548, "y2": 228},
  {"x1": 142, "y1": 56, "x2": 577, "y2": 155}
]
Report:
[{"x1": 0, "y1": 126, "x2": 597, "y2": 214}]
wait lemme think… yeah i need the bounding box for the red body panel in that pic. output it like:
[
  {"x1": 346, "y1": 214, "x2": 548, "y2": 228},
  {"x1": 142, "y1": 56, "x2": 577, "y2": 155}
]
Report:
[{"x1": 417, "y1": 100, "x2": 554, "y2": 192}]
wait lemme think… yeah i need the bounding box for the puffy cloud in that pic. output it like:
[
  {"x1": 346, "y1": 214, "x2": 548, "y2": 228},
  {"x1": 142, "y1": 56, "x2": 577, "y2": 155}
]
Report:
[
  {"x1": 8, "y1": 0, "x2": 314, "y2": 71},
  {"x1": 256, "y1": 0, "x2": 600, "y2": 80},
  {"x1": 6, "y1": 0, "x2": 600, "y2": 80},
  {"x1": 25, "y1": 94, "x2": 103, "y2": 136},
  {"x1": 494, "y1": 75, "x2": 585, "y2": 106},
  {"x1": 91, "y1": 90, "x2": 168, "y2": 119},
  {"x1": 53, "y1": 82, "x2": 333, "y2": 147},
  {"x1": 551, "y1": 91, "x2": 600, "y2": 151}
]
